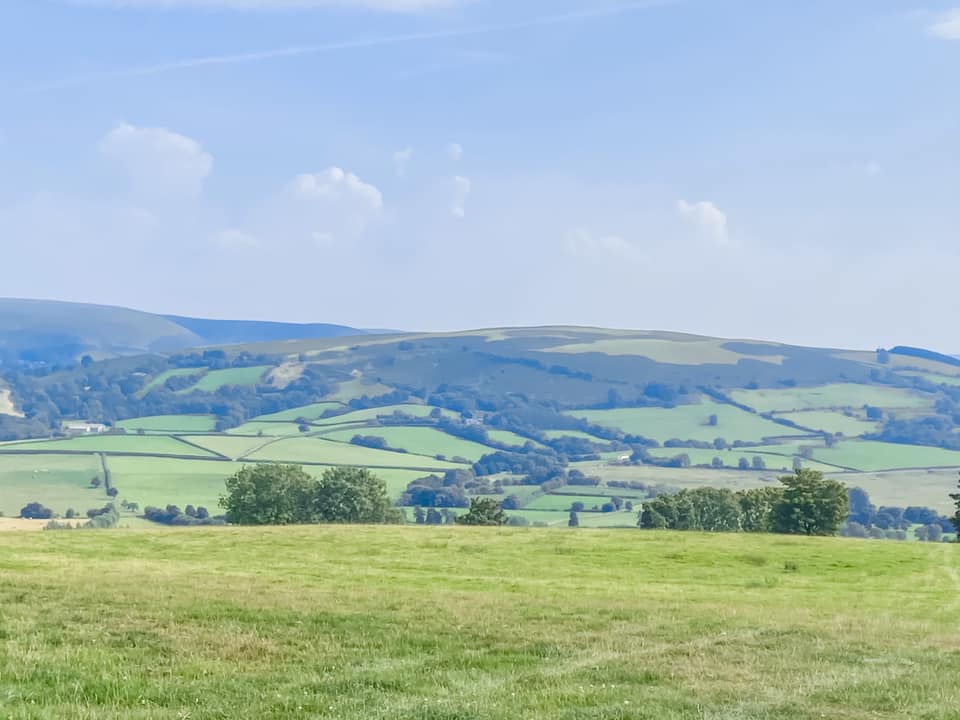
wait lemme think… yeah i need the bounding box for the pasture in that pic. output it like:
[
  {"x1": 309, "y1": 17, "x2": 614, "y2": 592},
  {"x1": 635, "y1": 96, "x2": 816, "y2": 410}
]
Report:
[
  {"x1": 251, "y1": 402, "x2": 345, "y2": 421},
  {"x1": 568, "y1": 400, "x2": 797, "y2": 443},
  {"x1": 245, "y1": 437, "x2": 463, "y2": 470},
  {"x1": 0, "y1": 453, "x2": 105, "y2": 516},
  {"x1": 812, "y1": 440, "x2": 960, "y2": 473},
  {"x1": 542, "y1": 337, "x2": 785, "y2": 365},
  {"x1": 1, "y1": 526, "x2": 957, "y2": 718},
  {"x1": 730, "y1": 383, "x2": 930, "y2": 413},
  {"x1": 772, "y1": 410, "x2": 879, "y2": 436},
  {"x1": 321, "y1": 426, "x2": 493, "y2": 461},
  {"x1": 138, "y1": 367, "x2": 204, "y2": 395},
  {"x1": 0, "y1": 434, "x2": 218, "y2": 458},
  {"x1": 115, "y1": 414, "x2": 217, "y2": 433},
  {"x1": 181, "y1": 366, "x2": 270, "y2": 393}
]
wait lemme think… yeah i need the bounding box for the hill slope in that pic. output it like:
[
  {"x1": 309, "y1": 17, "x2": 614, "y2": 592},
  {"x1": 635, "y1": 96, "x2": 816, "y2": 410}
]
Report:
[
  {"x1": 0, "y1": 298, "x2": 370, "y2": 365},
  {"x1": 4, "y1": 325, "x2": 960, "y2": 517}
]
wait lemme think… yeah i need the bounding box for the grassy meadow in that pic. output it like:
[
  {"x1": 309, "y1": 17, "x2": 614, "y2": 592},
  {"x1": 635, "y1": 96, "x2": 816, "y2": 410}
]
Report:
[{"x1": 1, "y1": 525, "x2": 958, "y2": 719}]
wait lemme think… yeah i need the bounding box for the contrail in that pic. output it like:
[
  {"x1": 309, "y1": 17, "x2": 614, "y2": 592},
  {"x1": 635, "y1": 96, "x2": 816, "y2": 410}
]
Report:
[{"x1": 26, "y1": 0, "x2": 675, "y2": 92}]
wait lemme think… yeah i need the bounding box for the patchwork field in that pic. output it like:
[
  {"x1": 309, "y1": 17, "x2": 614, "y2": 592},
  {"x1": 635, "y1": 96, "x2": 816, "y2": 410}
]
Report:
[
  {"x1": 811, "y1": 440, "x2": 960, "y2": 473},
  {"x1": 245, "y1": 437, "x2": 463, "y2": 470},
  {"x1": 0, "y1": 453, "x2": 105, "y2": 516},
  {"x1": 252, "y1": 402, "x2": 345, "y2": 421},
  {"x1": 773, "y1": 410, "x2": 880, "y2": 436},
  {"x1": 1, "y1": 526, "x2": 958, "y2": 718},
  {"x1": 180, "y1": 365, "x2": 270, "y2": 393},
  {"x1": 730, "y1": 383, "x2": 930, "y2": 413},
  {"x1": 569, "y1": 400, "x2": 798, "y2": 443},
  {"x1": 138, "y1": 367, "x2": 204, "y2": 396},
  {"x1": 542, "y1": 337, "x2": 785, "y2": 365},
  {"x1": 0, "y1": 434, "x2": 218, "y2": 457},
  {"x1": 321, "y1": 426, "x2": 493, "y2": 461}
]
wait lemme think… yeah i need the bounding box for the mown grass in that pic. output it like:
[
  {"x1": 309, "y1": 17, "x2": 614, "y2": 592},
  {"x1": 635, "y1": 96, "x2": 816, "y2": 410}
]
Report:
[{"x1": 1, "y1": 526, "x2": 958, "y2": 719}]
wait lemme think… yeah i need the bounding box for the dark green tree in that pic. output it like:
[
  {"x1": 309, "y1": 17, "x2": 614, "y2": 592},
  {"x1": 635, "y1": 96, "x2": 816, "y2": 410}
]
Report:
[
  {"x1": 456, "y1": 497, "x2": 508, "y2": 526},
  {"x1": 220, "y1": 464, "x2": 315, "y2": 525},
  {"x1": 311, "y1": 467, "x2": 401, "y2": 524},
  {"x1": 568, "y1": 510, "x2": 579, "y2": 527},
  {"x1": 772, "y1": 469, "x2": 849, "y2": 536}
]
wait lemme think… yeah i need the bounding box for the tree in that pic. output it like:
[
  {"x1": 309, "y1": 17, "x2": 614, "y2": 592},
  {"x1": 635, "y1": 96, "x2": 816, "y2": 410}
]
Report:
[
  {"x1": 20, "y1": 502, "x2": 53, "y2": 519},
  {"x1": 456, "y1": 498, "x2": 508, "y2": 526},
  {"x1": 772, "y1": 469, "x2": 849, "y2": 536},
  {"x1": 414, "y1": 506, "x2": 426, "y2": 524},
  {"x1": 950, "y1": 472, "x2": 960, "y2": 537},
  {"x1": 220, "y1": 464, "x2": 317, "y2": 525},
  {"x1": 738, "y1": 457, "x2": 750, "y2": 470},
  {"x1": 568, "y1": 510, "x2": 579, "y2": 527},
  {"x1": 751, "y1": 456, "x2": 766, "y2": 471},
  {"x1": 311, "y1": 467, "x2": 401, "y2": 524},
  {"x1": 425, "y1": 508, "x2": 443, "y2": 525},
  {"x1": 708, "y1": 414, "x2": 718, "y2": 427},
  {"x1": 736, "y1": 487, "x2": 783, "y2": 533},
  {"x1": 847, "y1": 487, "x2": 876, "y2": 525}
]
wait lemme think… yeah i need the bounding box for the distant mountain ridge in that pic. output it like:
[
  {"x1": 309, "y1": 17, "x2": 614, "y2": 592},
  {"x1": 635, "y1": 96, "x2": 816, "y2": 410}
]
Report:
[{"x1": 0, "y1": 298, "x2": 371, "y2": 365}]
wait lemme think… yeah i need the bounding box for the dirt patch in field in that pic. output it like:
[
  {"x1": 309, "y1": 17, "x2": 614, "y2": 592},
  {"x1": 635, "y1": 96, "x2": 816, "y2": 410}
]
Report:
[
  {"x1": 266, "y1": 362, "x2": 305, "y2": 389},
  {"x1": 0, "y1": 388, "x2": 22, "y2": 417}
]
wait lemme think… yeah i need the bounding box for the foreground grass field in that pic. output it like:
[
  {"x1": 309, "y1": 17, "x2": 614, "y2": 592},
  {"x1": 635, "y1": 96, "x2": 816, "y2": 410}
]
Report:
[{"x1": 0, "y1": 526, "x2": 958, "y2": 719}]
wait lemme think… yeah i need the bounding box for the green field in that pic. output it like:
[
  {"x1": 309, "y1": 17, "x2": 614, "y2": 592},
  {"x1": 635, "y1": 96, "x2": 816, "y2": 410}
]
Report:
[
  {"x1": 251, "y1": 402, "x2": 346, "y2": 421},
  {"x1": 181, "y1": 366, "x2": 270, "y2": 393},
  {"x1": 0, "y1": 453, "x2": 106, "y2": 516},
  {"x1": 138, "y1": 367, "x2": 204, "y2": 395},
  {"x1": 245, "y1": 437, "x2": 463, "y2": 470},
  {"x1": 326, "y1": 378, "x2": 395, "y2": 402},
  {"x1": 115, "y1": 414, "x2": 217, "y2": 432},
  {"x1": 772, "y1": 410, "x2": 880, "y2": 436},
  {"x1": 311, "y1": 404, "x2": 456, "y2": 426},
  {"x1": 0, "y1": 434, "x2": 218, "y2": 458},
  {"x1": 569, "y1": 400, "x2": 799, "y2": 443},
  {"x1": 487, "y1": 429, "x2": 539, "y2": 447},
  {"x1": 730, "y1": 383, "x2": 931, "y2": 413},
  {"x1": 183, "y1": 435, "x2": 274, "y2": 460},
  {"x1": 321, "y1": 426, "x2": 494, "y2": 461},
  {"x1": 812, "y1": 440, "x2": 960, "y2": 472},
  {"x1": 107, "y1": 456, "x2": 237, "y2": 511},
  {"x1": 3, "y1": 526, "x2": 957, "y2": 718},
  {"x1": 226, "y1": 421, "x2": 310, "y2": 437}
]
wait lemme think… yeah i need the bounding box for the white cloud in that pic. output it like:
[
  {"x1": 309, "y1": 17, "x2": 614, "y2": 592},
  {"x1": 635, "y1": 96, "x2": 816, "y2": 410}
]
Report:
[
  {"x1": 677, "y1": 199, "x2": 729, "y2": 245},
  {"x1": 447, "y1": 142, "x2": 463, "y2": 162},
  {"x1": 392, "y1": 147, "x2": 413, "y2": 177},
  {"x1": 565, "y1": 228, "x2": 643, "y2": 261},
  {"x1": 928, "y1": 9, "x2": 960, "y2": 39},
  {"x1": 277, "y1": 167, "x2": 384, "y2": 241},
  {"x1": 451, "y1": 175, "x2": 471, "y2": 217},
  {"x1": 99, "y1": 123, "x2": 213, "y2": 198},
  {"x1": 69, "y1": 0, "x2": 462, "y2": 11}
]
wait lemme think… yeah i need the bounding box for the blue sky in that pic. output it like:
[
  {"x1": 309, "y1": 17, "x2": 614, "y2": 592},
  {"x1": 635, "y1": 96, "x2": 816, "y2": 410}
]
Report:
[{"x1": 0, "y1": 0, "x2": 957, "y2": 349}]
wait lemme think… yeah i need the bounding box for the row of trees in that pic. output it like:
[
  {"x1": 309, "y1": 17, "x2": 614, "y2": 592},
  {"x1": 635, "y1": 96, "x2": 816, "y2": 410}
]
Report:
[
  {"x1": 219, "y1": 465, "x2": 401, "y2": 525},
  {"x1": 639, "y1": 470, "x2": 849, "y2": 535}
]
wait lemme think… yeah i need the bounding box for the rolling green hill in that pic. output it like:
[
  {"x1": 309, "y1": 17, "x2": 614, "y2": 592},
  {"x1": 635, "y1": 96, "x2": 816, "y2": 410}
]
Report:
[
  {"x1": 3, "y1": 324, "x2": 960, "y2": 521},
  {"x1": 0, "y1": 298, "x2": 370, "y2": 365}
]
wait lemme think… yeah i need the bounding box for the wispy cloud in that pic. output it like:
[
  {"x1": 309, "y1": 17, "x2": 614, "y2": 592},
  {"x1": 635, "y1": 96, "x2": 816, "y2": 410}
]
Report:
[
  {"x1": 30, "y1": 1, "x2": 675, "y2": 92},
  {"x1": 677, "y1": 199, "x2": 729, "y2": 245},
  {"x1": 928, "y1": 8, "x2": 960, "y2": 39}
]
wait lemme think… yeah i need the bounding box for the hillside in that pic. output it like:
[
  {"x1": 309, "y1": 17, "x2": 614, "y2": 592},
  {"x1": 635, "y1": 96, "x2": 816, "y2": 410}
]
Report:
[
  {"x1": 0, "y1": 298, "x2": 370, "y2": 365},
  {"x1": 1, "y1": 525, "x2": 957, "y2": 718},
  {"x1": 3, "y1": 326, "x2": 960, "y2": 522}
]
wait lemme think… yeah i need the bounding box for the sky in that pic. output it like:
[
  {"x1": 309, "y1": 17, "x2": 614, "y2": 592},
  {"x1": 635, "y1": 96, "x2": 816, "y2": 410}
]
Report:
[{"x1": 0, "y1": 0, "x2": 957, "y2": 350}]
